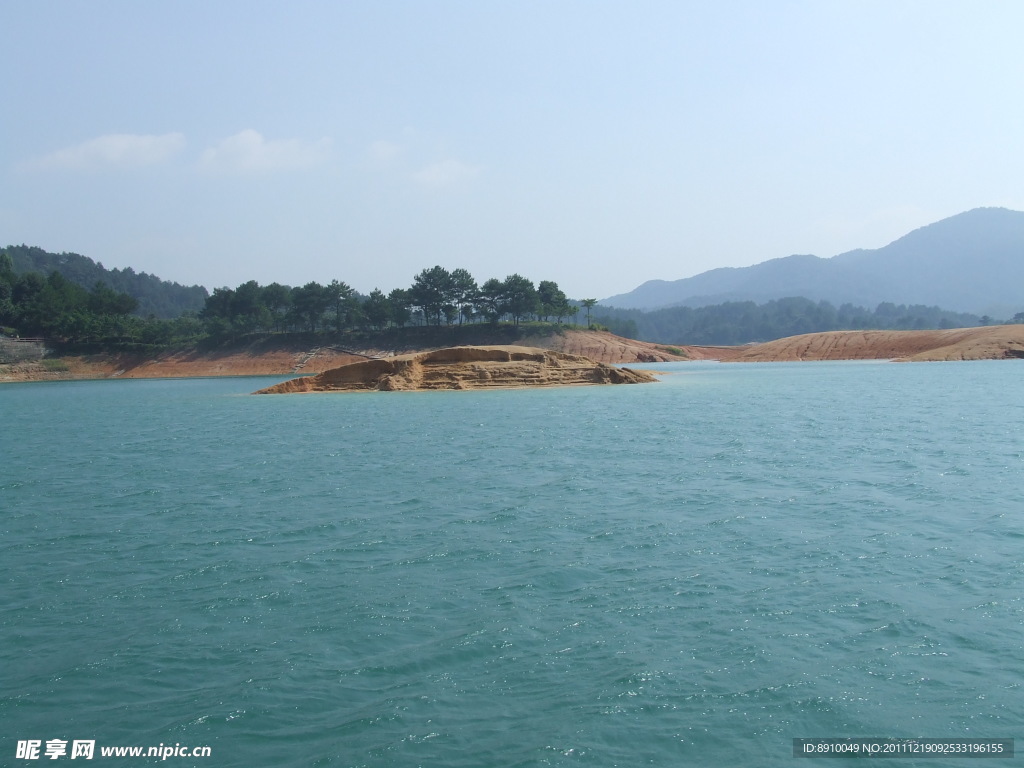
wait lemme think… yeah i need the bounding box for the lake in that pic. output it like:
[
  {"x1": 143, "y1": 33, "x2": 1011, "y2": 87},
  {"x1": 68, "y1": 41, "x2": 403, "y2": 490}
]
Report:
[{"x1": 2, "y1": 361, "x2": 1022, "y2": 766}]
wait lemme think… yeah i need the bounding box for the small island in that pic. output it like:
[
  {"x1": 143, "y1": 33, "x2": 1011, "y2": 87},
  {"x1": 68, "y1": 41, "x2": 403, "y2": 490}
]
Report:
[{"x1": 253, "y1": 345, "x2": 656, "y2": 394}]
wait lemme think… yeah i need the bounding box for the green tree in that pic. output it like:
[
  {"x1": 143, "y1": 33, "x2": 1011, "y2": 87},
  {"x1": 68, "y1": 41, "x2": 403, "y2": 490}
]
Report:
[
  {"x1": 0, "y1": 282, "x2": 13, "y2": 326},
  {"x1": 580, "y1": 298, "x2": 597, "y2": 328},
  {"x1": 290, "y1": 282, "x2": 328, "y2": 331},
  {"x1": 363, "y1": 288, "x2": 391, "y2": 329},
  {"x1": 88, "y1": 281, "x2": 139, "y2": 316},
  {"x1": 231, "y1": 280, "x2": 269, "y2": 333},
  {"x1": 502, "y1": 274, "x2": 539, "y2": 326},
  {"x1": 449, "y1": 268, "x2": 479, "y2": 325},
  {"x1": 538, "y1": 280, "x2": 570, "y2": 323},
  {"x1": 0, "y1": 253, "x2": 14, "y2": 323},
  {"x1": 388, "y1": 288, "x2": 412, "y2": 327},
  {"x1": 200, "y1": 287, "x2": 236, "y2": 336},
  {"x1": 411, "y1": 266, "x2": 455, "y2": 325},
  {"x1": 325, "y1": 279, "x2": 357, "y2": 332},
  {"x1": 202, "y1": 287, "x2": 234, "y2": 318},
  {"x1": 262, "y1": 282, "x2": 292, "y2": 331},
  {"x1": 554, "y1": 296, "x2": 573, "y2": 324},
  {"x1": 477, "y1": 278, "x2": 506, "y2": 324},
  {"x1": 0, "y1": 252, "x2": 14, "y2": 284},
  {"x1": 33, "y1": 272, "x2": 88, "y2": 337}
]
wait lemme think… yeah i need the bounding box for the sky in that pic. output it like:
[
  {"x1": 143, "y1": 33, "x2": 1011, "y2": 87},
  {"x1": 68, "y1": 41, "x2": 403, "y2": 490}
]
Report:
[{"x1": 2, "y1": 1, "x2": 1023, "y2": 300}]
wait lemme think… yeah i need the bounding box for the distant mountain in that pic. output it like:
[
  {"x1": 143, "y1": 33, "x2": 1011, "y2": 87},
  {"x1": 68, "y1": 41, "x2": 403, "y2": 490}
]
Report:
[
  {"x1": 3, "y1": 244, "x2": 208, "y2": 319},
  {"x1": 602, "y1": 208, "x2": 1024, "y2": 317}
]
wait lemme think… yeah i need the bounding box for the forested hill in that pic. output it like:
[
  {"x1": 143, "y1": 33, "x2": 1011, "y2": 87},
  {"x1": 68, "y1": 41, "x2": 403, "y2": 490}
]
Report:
[{"x1": 4, "y1": 245, "x2": 208, "y2": 318}]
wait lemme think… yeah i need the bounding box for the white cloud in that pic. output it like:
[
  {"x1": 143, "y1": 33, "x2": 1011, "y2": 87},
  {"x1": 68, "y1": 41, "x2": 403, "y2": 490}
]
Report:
[
  {"x1": 199, "y1": 130, "x2": 331, "y2": 173},
  {"x1": 36, "y1": 133, "x2": 185, "y2": 170},
  {"x1": 413, "y1": 158, "x2": 482, "y2": 189}
]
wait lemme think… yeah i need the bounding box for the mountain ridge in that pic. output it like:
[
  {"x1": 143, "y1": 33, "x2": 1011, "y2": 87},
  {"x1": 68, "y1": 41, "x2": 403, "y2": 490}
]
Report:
[{"x1": 602, "y1": 207, "x2": 1024, "y2": 316}]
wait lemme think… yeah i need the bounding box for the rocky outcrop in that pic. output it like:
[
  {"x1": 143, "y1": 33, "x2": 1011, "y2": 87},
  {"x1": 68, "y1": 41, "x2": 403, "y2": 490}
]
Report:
[{"x1": 253, "y1": 346, "x2": 657, "y2": 394}]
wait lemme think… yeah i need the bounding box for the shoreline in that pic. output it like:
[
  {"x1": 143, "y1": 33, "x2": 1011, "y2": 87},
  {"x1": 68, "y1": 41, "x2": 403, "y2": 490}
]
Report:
[
  {"x1": 0, "y1": 330, "x2": 695, "y2": 383},
  {"x1": 3, "y1": 325, "x2": 1022, "y2": 384}
]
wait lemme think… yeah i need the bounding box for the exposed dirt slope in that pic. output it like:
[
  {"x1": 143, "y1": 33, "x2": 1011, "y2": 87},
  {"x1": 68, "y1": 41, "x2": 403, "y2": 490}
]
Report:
[
  {"x1": 7, "y1": 324, "x2": 1018, "y2": 383},
  {"x1": 255, "y1": 346, "x2": 657, "y2": 394},
  {"x1": 0, "y1": 343, "x2": 369, "y2": 382},
  {"x1": 728, "y1": 325, "x2": 1024, "y2": 362},
  {"x1": 522, "y1": 330, "x2": 729, "y2": 362},
  {"x1": 0, "y1": 330, "x2": 694, "y2": 382}
]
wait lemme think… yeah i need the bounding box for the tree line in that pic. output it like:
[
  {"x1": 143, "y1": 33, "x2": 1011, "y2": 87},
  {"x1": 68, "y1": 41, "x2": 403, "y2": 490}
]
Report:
[
  {"x1": 1, "y1": 254, "x2": 583, "y2": 346},
  {"x1": 198, "y1": 267, "x2": 578, "y2": 336}
]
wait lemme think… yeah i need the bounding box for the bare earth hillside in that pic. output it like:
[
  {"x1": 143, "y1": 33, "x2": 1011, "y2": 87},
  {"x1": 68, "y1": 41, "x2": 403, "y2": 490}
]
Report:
[
  {"x1": 521, "y1": 330, "x2": 731, "y2": 363},
  {"x1": 727, "y1": 325, "x2": 1024, "y2": 362},
  {"x1": 0, "y1": 330, "x2": 694, "y2": 383},
  {"x1": 4, "y1": 326, "x2": 1022, "y2": 383},
  {"x1": 0, "y1": 340, "x2": 370, "y2": 382}
]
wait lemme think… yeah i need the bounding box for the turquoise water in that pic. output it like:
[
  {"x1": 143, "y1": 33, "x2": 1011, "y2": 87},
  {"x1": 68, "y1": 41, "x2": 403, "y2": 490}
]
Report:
[{"x1": 2, "y1": 361, "x2": 1022, "y2": 766}]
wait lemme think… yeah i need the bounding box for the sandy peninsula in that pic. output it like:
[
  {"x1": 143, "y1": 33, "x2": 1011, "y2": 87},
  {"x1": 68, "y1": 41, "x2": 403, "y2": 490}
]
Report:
[{"x1": 254, "y1": 345, "x2": 657, "y2": 394}]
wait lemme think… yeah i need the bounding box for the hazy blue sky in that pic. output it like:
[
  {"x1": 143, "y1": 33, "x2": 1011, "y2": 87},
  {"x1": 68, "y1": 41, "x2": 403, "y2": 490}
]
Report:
[{"x1": 3, "y1": 1, "x2": 1023, "y2": 299}]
